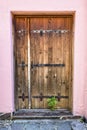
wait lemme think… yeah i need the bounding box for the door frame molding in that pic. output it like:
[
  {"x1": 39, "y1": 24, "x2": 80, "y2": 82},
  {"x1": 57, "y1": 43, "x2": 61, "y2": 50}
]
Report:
[
  {"x1": 12, "y1": 11, "x2": 75, "y2": 111},
  {"x1": 12, "y1": 11, "x2": 75, "y2": 16}
]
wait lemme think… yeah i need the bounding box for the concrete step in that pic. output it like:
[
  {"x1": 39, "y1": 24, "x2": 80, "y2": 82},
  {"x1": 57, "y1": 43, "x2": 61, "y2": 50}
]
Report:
[{"x1": 12, "y1": 109, "x2": 81, "y2": 120}]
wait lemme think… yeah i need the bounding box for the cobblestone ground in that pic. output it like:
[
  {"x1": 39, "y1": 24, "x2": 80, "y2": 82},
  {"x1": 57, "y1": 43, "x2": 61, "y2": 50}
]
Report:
[{"x1": 0, "y1": 119, "x2": 87, "y2": 130}]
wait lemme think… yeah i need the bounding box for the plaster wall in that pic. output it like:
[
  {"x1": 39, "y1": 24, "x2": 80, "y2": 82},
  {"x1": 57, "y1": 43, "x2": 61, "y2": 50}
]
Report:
[{"x1": 0, "y1": 0, "x2": 87, "y2": 117}]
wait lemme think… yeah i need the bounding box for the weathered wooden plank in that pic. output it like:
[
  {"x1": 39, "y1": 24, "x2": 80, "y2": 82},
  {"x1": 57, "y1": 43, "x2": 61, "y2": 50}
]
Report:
[
  {"x1": 43, "y1": 18, "x2": 48, "y2": 108},
  {"x1": 30, "y1": 18, "x2": 41, "y2": 108},
  {"x1": 38, "y1": 18, "x2": 44, "y2": 108},
  {"x1": 61, "y1": 33, "x2": 66, "y2": 109},
  {"x1": 15, "y1": 17, "x2": 29, "y2": 109},
  {"x1": 67, "y1": 17, "x2": 73, "y2": 110}
]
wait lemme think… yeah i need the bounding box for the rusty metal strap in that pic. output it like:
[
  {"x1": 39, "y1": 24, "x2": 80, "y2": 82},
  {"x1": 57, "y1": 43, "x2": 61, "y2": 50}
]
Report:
[
  {"x1": 31, "y1": 64, "x2": 65, "y2": 68},
  {"x1": 18, "y1": 93, "x2": 28, "y2": 102}
]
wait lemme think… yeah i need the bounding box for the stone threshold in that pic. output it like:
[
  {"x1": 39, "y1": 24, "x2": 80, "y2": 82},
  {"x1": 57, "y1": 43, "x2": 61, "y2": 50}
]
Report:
[
  {"x1": 12, "y1": 115, "x2": 81, "y2": 120},
  {"x1": 12, "y1": 109, "x2": 81, "y2": 120}
]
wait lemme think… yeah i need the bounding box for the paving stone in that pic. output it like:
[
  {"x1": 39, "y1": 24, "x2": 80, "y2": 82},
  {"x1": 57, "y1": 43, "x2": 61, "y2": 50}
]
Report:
[
  {"x1": 0, "y1": 128, "x2": 8, "y2": 130},
  {"x1": 71, "y1": 121, "x2": 86, "y2": 130},
  {"x1": 0, "y1": 119, "x2": 87, "y2": 130},
  {"x1": 0, "y1": 120, "x2": 12, "y2": 130},
  {"x1": 11, "y1": 123, "x2": 24, "y2": 130},
  {"x1": 40, "y1": 123, "x2": 57, "y2": 130},
  {"x1": 25, "y1": 123, "x2": 40, "y2": 130},
  {"x1": 58, "y1": 122, "x2": 71, "y2": 130},
  {"x1": 39, "y1": 120, "x2": 59, "y2": 130}
]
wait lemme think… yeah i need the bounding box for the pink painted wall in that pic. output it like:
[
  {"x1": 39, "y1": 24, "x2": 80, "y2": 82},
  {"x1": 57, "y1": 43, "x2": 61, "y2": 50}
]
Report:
[
  {"x1": 84, "y1": 1, "x2": 87, "y2": 118},
  {"x1": 0, "y1": 0, "x2": 87, "y2": 117}
]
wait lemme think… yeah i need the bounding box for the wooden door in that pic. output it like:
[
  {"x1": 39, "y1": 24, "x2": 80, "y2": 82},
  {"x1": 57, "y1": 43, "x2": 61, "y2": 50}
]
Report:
[
  {"x1": 30, "y1": 17, "x2": 73, "y2": 109},
  {"x1": 14, "y1": 16, "x2": 73, "y2": 110}
]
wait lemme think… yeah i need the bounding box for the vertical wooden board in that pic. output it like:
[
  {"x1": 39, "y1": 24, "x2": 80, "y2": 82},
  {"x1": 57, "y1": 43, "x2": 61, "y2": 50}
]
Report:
[
  {"x1": 15, "y1": 18, "x2": 21, "y2": 109},
  {"x1": 34, "y1": 34, "x2": 40, "y2": 109},
  {"x1": 30, "y1": 19, "x2": 35, "y2": 108},
  {"x1": 51, "y1": 19, "x2": 57, "y2": 96},
  {"x1": 61, "y1": 33, "x2": 66, "y2": 108},
  {"x1": 59, "y1": 36, "x2": 66, "y2": 108},
  {"x1": 61, "y1": 17, "x2": 72, "y2": 109},
  {"x1": 60, "y1": 18, "x2": 68, "y2": 109},
  {"x1": 43, "y1": 18, "x2": 56, "y2": 108},
  {"x1": 56, "y1": 35, "x2": 63, "y2": 108},
  {"x1": 47, "y1": 18, "x2": 53, "y2": 96},
  {"x1": 43, "y1": 37, "x2": 48, "y2": 108},
  {"x1": 23, "y1": 19, "x2": 29, "y2": 109},
  {"x1": 42, "y1": 18, "x2": 48, "y2": 108},
  {"x1": 38, "y1": 23, "x2": 44, "y2": 108},
  {"x1": 59, "y1": 34, "x2": 65, "y2": 108},
  {"x1": 67, "y1": 17, "x2": 73, "y2": 110},
  {"x1": 41, "y1": 19, "x2": 50, "y2": 108},
  {"x1": 30, "y1": 34, "x2": 39, "y2": 108},
  {"x1": 52, "y1": 33, "x2": 59, "y2": 108},
  {"x1": 62, "y1": 17, "x2": 72, "y2": 109},
  {"x1": 30, "y1": 23, "x2": 35, "y2": 108},
  {"x1": 15, "y1": 17, "x2": 29, "y2": 109},
  {"x1": 65, "y1": 33, "x2": 70, "y2": 108},
  {"x1": 38, "y1": 18, "x2": 48, "y2": 108},
  {"x1": 52, "y1": 34, "x2": 57, "y2": 96},
  {"x1": 30, "y1": 18, "x2": 42, "y2": 108},
  {"x1": 55, "y1": 34, "x2": 60, "y2": 108},
  {"x1": 61, "y1": 33, "x2": 68, "y2": 109}
]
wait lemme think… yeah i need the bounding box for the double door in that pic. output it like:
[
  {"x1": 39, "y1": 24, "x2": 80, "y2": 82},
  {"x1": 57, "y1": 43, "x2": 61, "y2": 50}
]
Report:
[{"x1": 14, "y1": 16, "x2": 73, "y2": 110}]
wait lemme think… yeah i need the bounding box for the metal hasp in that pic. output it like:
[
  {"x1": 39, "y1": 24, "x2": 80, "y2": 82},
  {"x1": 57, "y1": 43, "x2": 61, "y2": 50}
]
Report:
[
  {"x1": 32, "y1": 93, "x2": 68, "y2": 102},
  {"x1": 18, "y1": 61, "x2": 28, "y2": 70},
  {"x1": 31, "y1": 63, "x2": 65, "y2": 69},
  {"x1": 18, "y1": 93, "x2": 28, "y2": 102}
]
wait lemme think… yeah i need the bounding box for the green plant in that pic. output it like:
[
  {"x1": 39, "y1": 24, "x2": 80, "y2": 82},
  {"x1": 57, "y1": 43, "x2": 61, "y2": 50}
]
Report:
[
  {"x1": 80, "y1": 116, "x2": 87, "y2": 123},
  {"x1": 47, "y1": 96, "x2": 57, "y2": 110}
]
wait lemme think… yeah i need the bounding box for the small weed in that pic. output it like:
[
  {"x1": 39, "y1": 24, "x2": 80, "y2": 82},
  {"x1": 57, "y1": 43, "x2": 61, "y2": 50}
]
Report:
[
  {"x1": 80, "y1": 116, "x2": 87, "y2": 123},
  {"x1": 47, "y1": 96, "x2": 57, "y2": 110}
]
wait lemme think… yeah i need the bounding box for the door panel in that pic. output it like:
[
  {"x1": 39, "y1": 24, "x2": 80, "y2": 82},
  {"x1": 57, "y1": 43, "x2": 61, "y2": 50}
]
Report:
[
  {"x1": 14, "y1": 17, "x2": 29, "y2": 109},
  {"x1": 30, "y1": 17, "x2": 73, "y2": 109}
]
